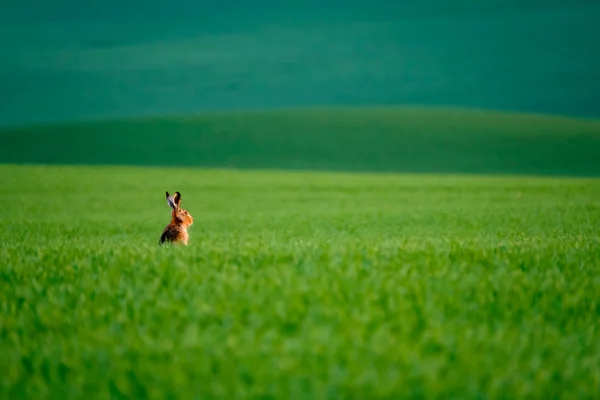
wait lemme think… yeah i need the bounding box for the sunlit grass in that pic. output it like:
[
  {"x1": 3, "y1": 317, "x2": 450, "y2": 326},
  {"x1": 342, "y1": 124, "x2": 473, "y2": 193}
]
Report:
[{"x1": 1, "y1": 164, "x2": 599, "y2": 399}]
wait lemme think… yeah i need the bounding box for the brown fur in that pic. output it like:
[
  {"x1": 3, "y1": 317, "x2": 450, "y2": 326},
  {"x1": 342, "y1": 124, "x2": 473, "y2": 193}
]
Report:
[{"x1": 159, "y1": 191, "x2": 194, "y2": 245}]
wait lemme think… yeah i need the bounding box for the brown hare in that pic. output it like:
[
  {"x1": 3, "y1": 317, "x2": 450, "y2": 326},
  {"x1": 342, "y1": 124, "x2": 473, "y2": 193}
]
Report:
[{"x1": 159, "y1": 191, "x2": 194, "y2": 245}]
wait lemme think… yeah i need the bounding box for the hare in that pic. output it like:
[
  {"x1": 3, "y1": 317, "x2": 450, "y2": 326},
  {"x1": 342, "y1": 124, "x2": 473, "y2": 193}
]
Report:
[{"x1": 159, "y1": 191, "x2": 194, "y2": 245}]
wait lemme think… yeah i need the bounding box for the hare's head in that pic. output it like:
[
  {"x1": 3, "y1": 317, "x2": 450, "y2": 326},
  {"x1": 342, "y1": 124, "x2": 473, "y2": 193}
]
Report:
[{"x1": 166, "y1": 191, "x2": 194, "y2": 227}]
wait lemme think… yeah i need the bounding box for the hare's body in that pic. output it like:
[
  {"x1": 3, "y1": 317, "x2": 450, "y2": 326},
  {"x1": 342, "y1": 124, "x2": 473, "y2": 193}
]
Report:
[
  {"x1": 159, "y1": 191, "x2": 194, "y2": 245},
  {"x1": 160, "y1": 221, "x2": 190, "y2": 245}
]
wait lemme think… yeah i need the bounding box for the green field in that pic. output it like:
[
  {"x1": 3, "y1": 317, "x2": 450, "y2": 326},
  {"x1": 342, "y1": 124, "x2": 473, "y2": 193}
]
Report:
[
  {"x1": 1, "y1": 107, "x2": 600, "y2": 398},
  {"x1": 1, "y1": 163, "x2": 599, "y2": 398},
  {"x1": 3, "y1": 0, "x2": 600, "y2": 396}
]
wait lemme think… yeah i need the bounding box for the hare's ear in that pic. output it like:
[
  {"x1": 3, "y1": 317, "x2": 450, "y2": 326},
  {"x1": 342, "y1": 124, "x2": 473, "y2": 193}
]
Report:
[
  {"x1": 173, "y1": 191, "x2": 182, "y2": 208},
  {"x1": 166, "y1": 191, "x2": 176, "y2": 209}
]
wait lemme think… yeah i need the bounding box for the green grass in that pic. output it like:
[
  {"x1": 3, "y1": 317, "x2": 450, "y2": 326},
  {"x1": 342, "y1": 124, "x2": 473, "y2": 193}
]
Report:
[
  {"x1": 2, "y1": 106, "x2": 600, "y2": 176},
  {"x1": 1, "y1": 164, "x2": 599, "y2": 399}
]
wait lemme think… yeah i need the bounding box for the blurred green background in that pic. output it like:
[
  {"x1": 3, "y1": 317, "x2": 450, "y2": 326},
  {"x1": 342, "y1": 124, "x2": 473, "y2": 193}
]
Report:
[
  {"x1": 1, "y1": 0, "x2": 599, "y2": 175},
  {"x1": 1, "y1": 0, "x2": 599, "y2": 126}
]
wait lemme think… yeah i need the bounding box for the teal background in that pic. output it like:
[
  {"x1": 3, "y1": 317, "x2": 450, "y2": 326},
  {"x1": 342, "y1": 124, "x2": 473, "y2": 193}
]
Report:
[{"x1": 1, "y1": 1, "x2": 599, "y2": 127}]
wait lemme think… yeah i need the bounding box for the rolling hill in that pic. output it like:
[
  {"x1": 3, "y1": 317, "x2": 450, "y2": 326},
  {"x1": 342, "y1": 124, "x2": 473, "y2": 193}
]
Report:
[{"x1": 1, "y1": 106, "x2": 599, "y2": 176}]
